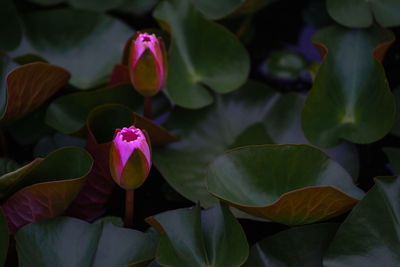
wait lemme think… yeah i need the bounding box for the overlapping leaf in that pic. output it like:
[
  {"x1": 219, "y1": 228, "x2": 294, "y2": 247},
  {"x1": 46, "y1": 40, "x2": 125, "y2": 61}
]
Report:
[
  {"x1": 0, "y1": 62, "x2": 70, "y2": 122},
  {"x1": 0, "y1": 147, "x2": 93, "y2": 234},
  {"x1": 15, "y1": 217, "x2": 156, "y2": 267},
  {"x1": 66, "y1": 104, "x2": 176, "y2": 220},
  {"x1": 65, "y1": 105, "x2": 134, "y2": 220},
  {"x1": 244, "y1": 223, "x2": 338, "y2": 267},
  {"x1": 146, "y1": 203, "x2": 248, "y2": 267},
  {"x1": 323, "y1": 176, "x2": 400, "y2": 266},
  {"x1": 11, "y1": 8, "x2": 133, "y2": 89},
  {"x1": 153, "y1": 0, "x2": 250, "y2": 108},
  {"x1": 301, "y1": 25, "x2": 395, "y2": 147},
  {"x1": 206, "y1": 145, "x2": 364, "y2": 225},
  {"x1": 326, "y1": 0, "x2": 400, "y2": 28},
  {"x1": 45, "y1": 84, "x2": 170, "y2": 134},
  {"x1": 153, "y1": 81, "x2": 359, "y2": 208}
]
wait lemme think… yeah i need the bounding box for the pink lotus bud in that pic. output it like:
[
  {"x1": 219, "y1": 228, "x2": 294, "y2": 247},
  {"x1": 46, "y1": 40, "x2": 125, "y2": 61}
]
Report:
[
  {"x1": 109, "y1": 126, "x2": 151, "y2": 190},
  {"x1": 129, "y1": 32, "x2": 167, "y2": 97}
]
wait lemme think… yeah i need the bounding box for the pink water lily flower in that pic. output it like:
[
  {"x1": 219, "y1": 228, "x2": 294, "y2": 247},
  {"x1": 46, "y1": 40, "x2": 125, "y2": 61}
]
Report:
[
  {"x1": 129, "y1": 32, "x2": 167, "y2": 97},
  {"x1": 109, "y1": 126, "x2": 151, "y2": 190}
]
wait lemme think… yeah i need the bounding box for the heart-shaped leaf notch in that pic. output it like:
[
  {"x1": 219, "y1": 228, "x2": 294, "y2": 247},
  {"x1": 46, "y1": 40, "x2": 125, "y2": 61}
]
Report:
[
  {"x1": 0, "y1": 147, "x2": 93, "y2": 234},
  {"x1": 301, "y1": 25, "x2": 395, "y2": 147},
  {"x1": 206, "y1": 144, "x2": 365, "y2": 225},
  {"x1": 153, "y1": 0, "x2": 250, "y2": 109},
  {"x1": 146, "y1": 202, "x2": 249, "y2": 267},
  {"x1": 1, "y1": 62, "x2": 70, "y2": 122}
]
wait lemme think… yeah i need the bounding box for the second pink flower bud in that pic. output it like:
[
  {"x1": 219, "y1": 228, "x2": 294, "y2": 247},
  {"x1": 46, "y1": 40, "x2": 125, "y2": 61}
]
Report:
[{"x1": 129, "y1": 32, "x2": 167, "y2": 97}]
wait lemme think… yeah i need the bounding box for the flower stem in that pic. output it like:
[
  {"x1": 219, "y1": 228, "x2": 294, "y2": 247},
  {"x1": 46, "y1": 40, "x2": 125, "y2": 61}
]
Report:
[
  {"x1": 144, "y1": 96, "x2": 152, "y2": 119},
  {"x1": 125, "y1": 189, "x2": 134, "y2": 228}
]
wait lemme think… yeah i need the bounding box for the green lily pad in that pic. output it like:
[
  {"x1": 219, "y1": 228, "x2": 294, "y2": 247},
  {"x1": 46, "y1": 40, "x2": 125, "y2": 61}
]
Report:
[
  {"x1": 326, "y1": 0, "x2": 400, "y2": 28},
  {"x1": 146, "y1": 203, "x2": 248, "y2": 267},
  {"x1": 0, "y1": 158, "x2": 20, "y2": 176},
  {"x1": 323, "y1": 176, "x2": 400, "y2": 266},
  {"x1": 383, "y1": 147, "x2": 400, "y2": 174},
  {"x1": 0, "y1": 208, "x2": 8, "y2": 267},
  {"x1": 192, "y1": 0, "x2": 278, "y2": 19},
  {"x1": 0, "y1": 147, "x2": 93, "y2": 234},
  {"x1": 301, "y1": 25, "x2": 395, "y2": 147},
  {"x1": 244, "y1": 223, "x2": 338, "y2": 267},
  {"x1": 153, "y1": 0, "x2": 250, "y2": 109},
  {"x1": 0, "y1": 0, "x2": 22, "y2": 51},
  {"x1": 15, "y1": 217, "x2": 157, "y2": 267},
  {"x1": 11, "y1": 8, "x2": 133, "y2": 89},
  {"x1": 1, "y1": 62, "x2": 70, "y2": 122},
  {"x1": 206, "y1": 145, "x2": 364, "y2": 225},
  {"x1": 153, "y1": 81, "x2": 360, "y2": 208}
]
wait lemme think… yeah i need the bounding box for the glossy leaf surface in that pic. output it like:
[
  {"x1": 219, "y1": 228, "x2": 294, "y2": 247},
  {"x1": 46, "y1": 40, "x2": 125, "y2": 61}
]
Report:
[
  {"x1": 153, "y1": 0, "x2": 250, "y2": 108},
  {"x1": 15, "y1": 217, "x2": 156, "y2": 267},
  {"x1": 326, "y1": 0, "x2": 400, "y2": 28},
  {"x1": 206, "y1": 145, "x2": 364, "y2": 225},
  {"x1": 301, "y1": 25, "x2": 395, "y2": 147},
  {"x1": 12, "y1": 8, "x2": 133, "y2": 88},
  {"x1": 153, "y1": 82, "x2": 359, "y2": 208},
  {"x1": 244, "y1": 223, "x2": 338, "y2": 267},
  {"x1": 0, "y1": 148, "x2": 93, "y2": 234},
  {"x1": 324, "y1": 176, "x2": 400, "y2": 266},
  {"x1": 146, "y1": 203, "x2": 248, "y2": 267}
]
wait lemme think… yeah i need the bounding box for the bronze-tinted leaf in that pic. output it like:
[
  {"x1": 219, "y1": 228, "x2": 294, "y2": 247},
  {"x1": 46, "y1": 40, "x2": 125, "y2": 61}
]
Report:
[{"x1": 1, "y1": 62, "x2": 70, "y2": 122}]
